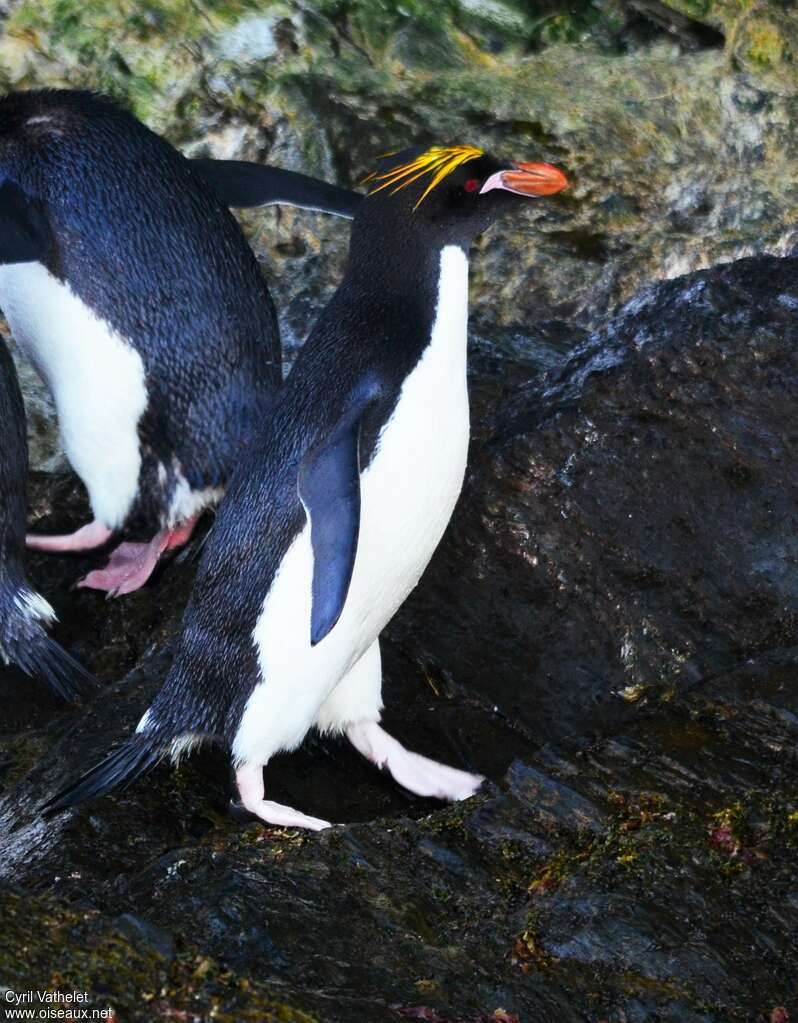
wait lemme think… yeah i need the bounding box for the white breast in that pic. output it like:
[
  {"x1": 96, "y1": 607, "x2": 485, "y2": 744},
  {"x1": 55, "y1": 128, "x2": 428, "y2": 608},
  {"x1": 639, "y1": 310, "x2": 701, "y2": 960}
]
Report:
[
  {"x1": 0, "y1": 262, "x2": 148, "y2": 529},
  {"x1": 235, "y1": 245, "x2": 471, "y2": 765}
]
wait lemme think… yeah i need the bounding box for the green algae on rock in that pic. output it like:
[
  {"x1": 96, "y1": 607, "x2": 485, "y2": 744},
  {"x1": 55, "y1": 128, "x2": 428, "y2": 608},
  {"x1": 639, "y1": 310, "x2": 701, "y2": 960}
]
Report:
[{"x1": 0, "y1": 889, "x2": 319, "y2": 1022}]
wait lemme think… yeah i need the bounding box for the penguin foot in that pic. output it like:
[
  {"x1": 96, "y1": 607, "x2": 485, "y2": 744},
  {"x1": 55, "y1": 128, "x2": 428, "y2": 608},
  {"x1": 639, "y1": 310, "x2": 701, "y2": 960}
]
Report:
[
  {"x1": 163, "y1": 517, "x2": 200, "y2": 551},
  {"x1": 77, "y1": 534, "x2": 169, "y2": 596},
  {"x1": 26, "y1": 519, "x2": 113, "y2": 553},
  {"x1": 235, "y1": 765, "x2": 331, "y2": 832},
  {"x1": 76, "y1": 519, "x2": 198, "y2": 596},
  {"x1": 347, "y1": 720, "x2": 484, "y2": 802}
]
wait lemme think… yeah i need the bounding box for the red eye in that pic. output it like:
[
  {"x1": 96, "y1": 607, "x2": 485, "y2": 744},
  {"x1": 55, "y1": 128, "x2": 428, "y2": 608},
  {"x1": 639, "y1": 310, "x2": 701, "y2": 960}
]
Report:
[{"x1": 464, "y1": 178, "x2": 479, "y2": 193}]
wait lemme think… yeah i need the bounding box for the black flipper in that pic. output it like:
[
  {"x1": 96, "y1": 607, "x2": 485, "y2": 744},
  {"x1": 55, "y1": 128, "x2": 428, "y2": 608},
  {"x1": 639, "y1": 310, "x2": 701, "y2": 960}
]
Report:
[
  {"x1": 41, "y1": 734, "x2": 164, "y2": 816},
  {"x1": 0, "y1": 180, "x2": 52, "y2": 264},
  {"x1": 0, "y1": 588, "x2": 95, "y2": 702},
  {"x1": 298, "y1": 384, "x2": 381, "y2": 646},
  {"x1": 192, "y1": 158, "x2": 363, "y2": 219}
]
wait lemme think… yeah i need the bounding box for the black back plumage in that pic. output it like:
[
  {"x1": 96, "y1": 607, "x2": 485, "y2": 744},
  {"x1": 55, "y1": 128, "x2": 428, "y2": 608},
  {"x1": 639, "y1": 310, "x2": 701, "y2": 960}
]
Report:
[
  {"x1": 0, "y1": 339, "x2": 93, "y2": 700},
  {"x1": 0, "y1": 90, "x2": 282, "y2": 533}
]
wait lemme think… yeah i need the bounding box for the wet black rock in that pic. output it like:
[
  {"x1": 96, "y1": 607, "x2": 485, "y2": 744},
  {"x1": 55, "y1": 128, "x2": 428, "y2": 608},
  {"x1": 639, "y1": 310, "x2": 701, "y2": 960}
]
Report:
[
  {"x1": 395, "y1": 251, "x2": 798, "y2": 745},
  {"x1": 1, "y1": 250, "x2": 797, "y2": 1021}
]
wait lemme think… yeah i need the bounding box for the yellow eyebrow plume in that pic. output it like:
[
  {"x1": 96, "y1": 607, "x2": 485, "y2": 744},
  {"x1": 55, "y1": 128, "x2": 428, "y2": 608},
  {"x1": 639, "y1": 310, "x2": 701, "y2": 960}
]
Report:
[{"x1": 363, "y1": 145, "x2": 483, "y2": 211}]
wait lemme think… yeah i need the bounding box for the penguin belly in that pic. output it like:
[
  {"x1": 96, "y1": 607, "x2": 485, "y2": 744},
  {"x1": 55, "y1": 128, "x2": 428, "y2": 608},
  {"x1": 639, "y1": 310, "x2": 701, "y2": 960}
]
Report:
[
  {"x1": 235, "y1": 245, "x2": 470, "y2": 765},
  {"x1": 0, "y1": 262, "x2": 147, "y2": 530}
]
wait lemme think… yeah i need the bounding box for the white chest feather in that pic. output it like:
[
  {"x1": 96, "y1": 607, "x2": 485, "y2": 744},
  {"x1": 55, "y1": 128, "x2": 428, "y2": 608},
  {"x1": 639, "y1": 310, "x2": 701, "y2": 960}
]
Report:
[
  {"x1": 0, "y1": 262, "x2": 148, "y2": 529},
  {"x1": 236, "y1": 245, "x2": 471, "y2": 763}
]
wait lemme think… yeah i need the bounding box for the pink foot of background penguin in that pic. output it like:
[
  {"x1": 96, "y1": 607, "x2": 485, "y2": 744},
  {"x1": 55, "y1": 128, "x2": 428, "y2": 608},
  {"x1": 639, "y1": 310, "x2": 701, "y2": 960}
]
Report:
[
  {"x1": 0, "y1": 89, "x2": 360, "y2": 597},
  {"x1": 43, "y1": 145, "x2": 568, "y2": 828}
]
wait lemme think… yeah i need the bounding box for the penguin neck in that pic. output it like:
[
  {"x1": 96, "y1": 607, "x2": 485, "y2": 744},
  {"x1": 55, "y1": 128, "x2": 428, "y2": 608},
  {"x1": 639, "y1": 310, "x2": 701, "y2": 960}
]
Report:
[
  {"x1": 343, "y1": 233, "x2": 471, "y2": 358},
  {"x1": 348, "y1": 222, "x2": 465, "y2": 268}
]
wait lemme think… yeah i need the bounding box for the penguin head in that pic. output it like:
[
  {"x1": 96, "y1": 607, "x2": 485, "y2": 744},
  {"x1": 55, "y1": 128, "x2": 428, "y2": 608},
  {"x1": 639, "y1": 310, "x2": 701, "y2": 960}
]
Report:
[{"x1": 360, "y1": 145, "x2": 567, "y2": 246}]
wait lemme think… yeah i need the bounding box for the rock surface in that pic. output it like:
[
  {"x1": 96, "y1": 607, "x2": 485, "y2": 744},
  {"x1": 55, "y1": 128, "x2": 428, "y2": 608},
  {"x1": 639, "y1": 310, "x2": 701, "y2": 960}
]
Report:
[{"x1": 1, "y1": 3, "x2": 798, "y2": 1022}]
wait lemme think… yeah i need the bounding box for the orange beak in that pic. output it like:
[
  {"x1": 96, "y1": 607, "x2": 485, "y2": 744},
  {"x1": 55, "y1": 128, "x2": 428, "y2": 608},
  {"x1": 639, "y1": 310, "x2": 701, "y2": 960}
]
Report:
[
  {"x1": 506, "y1": 162, "x2": 568, "y2": 196},
  {"x1": 480, "y1": 162, "x2": 568, "y2": 198}
]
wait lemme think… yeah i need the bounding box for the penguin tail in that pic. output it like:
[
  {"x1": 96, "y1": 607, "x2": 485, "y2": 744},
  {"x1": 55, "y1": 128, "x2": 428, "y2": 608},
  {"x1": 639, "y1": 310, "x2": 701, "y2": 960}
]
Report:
[
  {"x1": 40, "y1": 734, "x2": 165, "y2": 817},
  {"x1": 0, "y1": 584, "x2": 95, "y2": 703}
]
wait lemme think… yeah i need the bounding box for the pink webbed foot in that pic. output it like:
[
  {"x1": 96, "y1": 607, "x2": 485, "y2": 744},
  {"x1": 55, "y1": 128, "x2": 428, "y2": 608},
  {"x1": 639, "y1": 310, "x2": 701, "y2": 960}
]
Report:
[
  {"x1": 347, "y1": 720, "x2": 484, "y2": 802},
  {"x1": 26, "y1": 519, "x2": 114, "y2": 553},
  {"x1": 77, "y1": 518, "x2": 198, "y2": 597},
  {"x1": 235, "y1": 765, "x2": 332, "y2": 831}
]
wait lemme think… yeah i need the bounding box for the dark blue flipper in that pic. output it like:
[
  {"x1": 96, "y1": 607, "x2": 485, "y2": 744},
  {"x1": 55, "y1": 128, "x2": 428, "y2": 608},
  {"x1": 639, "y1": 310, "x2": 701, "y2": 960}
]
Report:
[
  {"x1": 192, "y1": 158, "x2": 362, "y2": 219},
  {"x1": 0, "y1": 180, "x2": 52, "y2": 264},
  {"x1": 298, "y1": 386, "x2": 381, "y2": 646},
  {"x1": 41, "y1": 734, "x2": 164, "y2": 815}
]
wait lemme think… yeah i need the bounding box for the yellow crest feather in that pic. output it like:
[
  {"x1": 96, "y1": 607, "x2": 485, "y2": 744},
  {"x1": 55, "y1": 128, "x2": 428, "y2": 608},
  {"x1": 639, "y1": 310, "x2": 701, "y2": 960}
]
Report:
[{"x1": 363, "y1": 145, "x2": 483, "y2": 211}]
